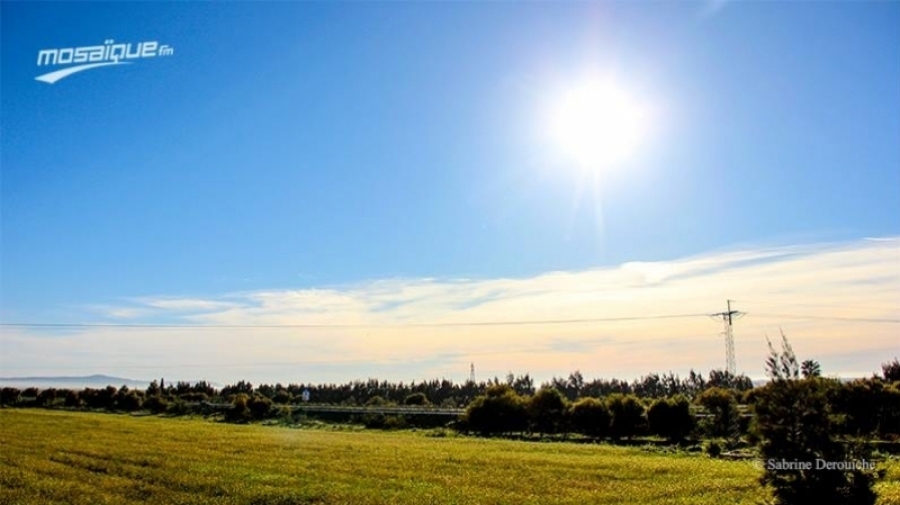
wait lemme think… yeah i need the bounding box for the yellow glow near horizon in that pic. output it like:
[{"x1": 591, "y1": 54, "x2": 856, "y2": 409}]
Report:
[{"x1": 548, "y1": 77, "x2": 648, "y2": 173}]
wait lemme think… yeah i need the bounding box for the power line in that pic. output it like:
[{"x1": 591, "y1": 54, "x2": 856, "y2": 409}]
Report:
[
  {"x1": 735, "y1": 299, "x2": 895, "y2": 312},
  {"x1": 749, "y1": 313, "x2": 900, "y2": 324},
  {"x1": 0, "y1": 312, "x2": 710, "y2": 329}
]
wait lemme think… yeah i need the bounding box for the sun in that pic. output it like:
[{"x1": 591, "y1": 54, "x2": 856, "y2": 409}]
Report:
[{"x1": 548, "y1": 77, "x2": 648, "y2": 173}]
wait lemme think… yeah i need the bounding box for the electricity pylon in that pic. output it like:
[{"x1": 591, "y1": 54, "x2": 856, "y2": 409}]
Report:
[{"x1": 711, "y1": 300, "x2": 744, "y2": 375}]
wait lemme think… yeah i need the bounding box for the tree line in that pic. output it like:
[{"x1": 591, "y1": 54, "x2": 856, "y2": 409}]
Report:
[
  {"x1": 0, "y1": 368, "x2": 753, "y2": 414},
  {"x1": 1, "y1": 361, "x2": 897, "y2": 443}
]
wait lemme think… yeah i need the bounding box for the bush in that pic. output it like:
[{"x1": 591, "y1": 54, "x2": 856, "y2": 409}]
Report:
[
  {"x1": 0, "y1": 387, "x2": 21, "y2": 406},
  {"x1": 166, "y1": 398, "x2": 191, "y2": 416},
  {"x1": 606, "y1": 394, "x2": 645, "y2": 439},
  {"x1": 361, "y1": 413, "x2": 387, "y2": 428},
  {"x1": 80, "y1": 386, "x2": 117, "y2": 410},
  {"x1": 179, "y1": 392, "x2": 209, "y2": 403},
  {"x1": 118, "y1": 392, "x2": 143, "y2": 412},
  {"x1": 37, "y1": 388, "x2": 58, "y2": 407},
  {"x1": 403, "y1": 392, "x2": 430, "y2": 406},
  {"x1": 248, "y1": 395, "x2": 274, "y2": 420},
  {"x1": 527, "y1": 388, "x2": 568, "y2": 436},
  {"x1": 366, "y1": 396, "x2": 391, "y2": 407},
  {"x1": 143, "y1": 395, "x2": 169, "y2": 414},
  {"x1": 831, "y1": 378, "x2": 900, "y2": 439},
  {"x1": 360, "y1": 413, "x2": 407, "y2": 430},
  {"x1": 647, "y1": 396, "x2": 693, "y2": 442},
  {"x1": 880, "y1": 383, "x2": 900, "y2": 438},
  {"x1": 64, "y1": 390, "x2": 82, "y2": 408},
  {"x1": 383, "y1": 415, "x2": 407, "y2": 430},
  {"x1": 273, "y1": 391, "x2": 292, "y2": 405},
  {"x1": 568, "y1": 397, "x2": 611, "y2": 439},
  {"x1": 704, "y1": 439, "x2": 722, "y2": 458},
  {"x1": 227, "y1": 394, "x2": 251, "y2": 422},
  {"x1": 463, "y1": 385, "x2": 528, "y2": 436},
  {"x1": 696, "y1": 387, "x2": 739, "y2": 440}
]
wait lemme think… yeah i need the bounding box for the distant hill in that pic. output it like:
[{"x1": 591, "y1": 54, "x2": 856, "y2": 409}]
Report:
[{"x1": 0, "y1": 374, "x2": 148, "y2": 389}]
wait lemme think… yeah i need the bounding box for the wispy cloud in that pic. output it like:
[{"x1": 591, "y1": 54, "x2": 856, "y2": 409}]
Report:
[
  {"x1": 87, "y1": 297, "x2": 243, "y2": 321},
  {"x1": 2, "y1": 237, "x2": 897, "y2": 384},
  {"x1": 136, "y1": 298, "x2": 241, "y2": 312}
]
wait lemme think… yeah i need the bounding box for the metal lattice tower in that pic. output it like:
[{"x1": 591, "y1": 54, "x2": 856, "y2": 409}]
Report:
[{"x1": 711, "y1": 300, "x2": 744, "y2": 375}]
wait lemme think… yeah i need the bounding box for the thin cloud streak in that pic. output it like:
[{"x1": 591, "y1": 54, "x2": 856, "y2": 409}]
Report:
[{"x1": 1, "y1": 237, "x2": 897, "y2": 384}]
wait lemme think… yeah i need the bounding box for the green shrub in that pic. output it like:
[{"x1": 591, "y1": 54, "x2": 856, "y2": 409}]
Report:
[
  {"x1": 528, "y1": 388, "x2": 568, "y2": 436},
  {"x1": 648, "y1": 396, "x2": 693, "y2": 442},
  {"x1": 361, "y1": 413, "x2": 386, "y2": 429},
  {"x1": 37, "y1": 388, "x2": 58, "y2": 407},
  {"x1": 248, "y1": 395, "x2": 274, "y2": 420},
  {"x1": 568, "y1": 397, "x2": 611, "y2": 439},
  {"x1": 704, "y1": 439, "x2": 722, "y2": 458},
  {"x1": 166, "y1": 398, "x2": 191, "y2": 416},
  {"x1": 227, "y1": 394, "x2": 251, "y2": 422},
  {"x1": 118, "y1": 392, "x2": 143, "y2": 412},
  {"x1": 463, "y1": 385, "x2": 528, "y2": 436},
  {"x1": 144, "y1": 395, "x2": 169, "y2": 414},
  {"x1": 366, "y1": 396, "x2": 388, "y2": 406},
  {"x1": 273, "y1": 391, "x2": 292, "y2": 405},
  {"x1": 696, "y1": 387, "x2": 739, "y2": 439},
  {"x1": 64, "y1": 390, "x2": 82, "y2": 408},
  {"x1": 1, "y1": 387, "x2": 21, "y2": 406},
  {"x1": 383, "y1": 415, "x2": 407, "y2": 430},
  {"x1": 403, "y1": 393, "x2": 430, "y2": 406},
  {"x1": 606, "y1": 394, "x2": 645, "y2": 439}
]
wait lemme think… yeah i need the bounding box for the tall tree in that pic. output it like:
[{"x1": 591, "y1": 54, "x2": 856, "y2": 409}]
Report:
[
  {"x1": 766, "y1": 330, "x2": 799, "y2": 381},
  {"x1": 754, "y1": 332, "x2": 877, "y2": 505}
]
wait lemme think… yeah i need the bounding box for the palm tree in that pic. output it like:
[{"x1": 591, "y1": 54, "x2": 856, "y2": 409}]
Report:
[{"x1": 801, "y1": 359, "x2": 822, "y2": 378}]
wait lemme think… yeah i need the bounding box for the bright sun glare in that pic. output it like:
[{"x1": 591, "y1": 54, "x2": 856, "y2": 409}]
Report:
[{"x1": 549, "y1": 78, "x2": 648, "y2": 173}]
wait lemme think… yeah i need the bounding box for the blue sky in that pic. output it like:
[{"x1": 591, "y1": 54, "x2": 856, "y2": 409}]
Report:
[{"x1": 1, "y1": 2, "x2": 898, "y2": 384}]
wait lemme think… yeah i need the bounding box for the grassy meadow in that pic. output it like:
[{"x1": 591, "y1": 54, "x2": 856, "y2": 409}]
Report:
[{"x1": 1, "y1": 409, "x2": 898, "y2": 505}]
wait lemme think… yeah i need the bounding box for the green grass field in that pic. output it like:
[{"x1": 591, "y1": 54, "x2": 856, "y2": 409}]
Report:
[{"x1": 1, "y1": 410, "x2": 898, "y2": 505}]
